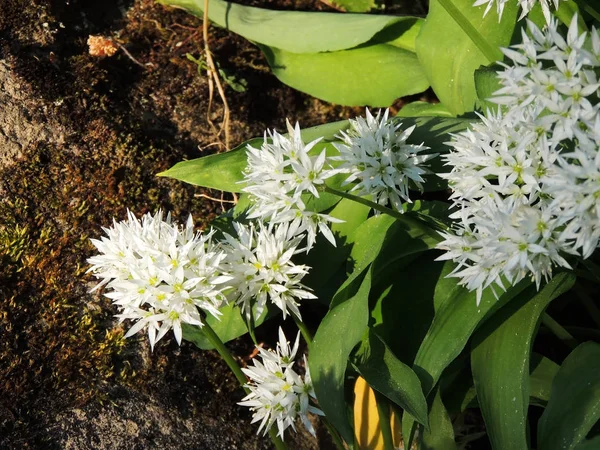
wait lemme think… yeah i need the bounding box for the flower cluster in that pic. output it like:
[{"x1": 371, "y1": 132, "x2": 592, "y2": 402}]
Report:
[
  {"x1": 87, "y1": 210, "x2": 230, "y2": 349},
  {"x1": 222, "y1": 222, "x2": 316, "y2": 321},
  {"x1": 474, "y1": 0, "x2": 562, "y2": 23},
  {"x1": 438, "y1": 17, "x2": 600, "y2": 303},
  {"x1": 239, "y1": 328, "x2": 322, "y2": 439},
  {"x1": 88, "y1": 212, "x2": 318, "y2": 347},
  {"x1": 332, "y1": 109, "x2": 434, "y2": 213},
  {"x1": 242, "y1": 120, "x2": 341, "y2": 250}
]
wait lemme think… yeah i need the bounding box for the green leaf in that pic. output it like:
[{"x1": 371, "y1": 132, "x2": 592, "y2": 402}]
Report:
[
  {"x1": 157, "y1": 139, "x2": 253, "y2": 192},
  {"x1": 442, "y1": 353, "x2": 561, "y2": 414},
  {"x1": 538, "y1": 342, "x2": 600, "y2": 450},
  {"x1": 158, "y1": 0, "x2": 407, "y2": 54},
  {"x1": 398, "y1": 116, "x2": 473, "y2": 191},
  {"x1": 182, "y1": 303, "x2": 270, "y2": 349},
  {"x1": 353, "y1": 329, "x2": 429, "y2": 427},
  {"x1": 370, "y1": 252, "x2": 443, "y2": 365},
  {"x1": 421, "y1": 387, "x2": 457, "y2": 450},
  {"x1": 330, "y1": 0, "x2": 376, "y2": 13},
  {"x1": 415, "y1": 0, "x2": 518, "y2": 115},
  {"x1": 529, "y1": 354, "x2": 560, "y2": 407},
  {"x1": 157, "y1": 120, "x2": 350, "y2": 192},
  {"x1": 575, "y1": 436, "x2": 600, "y2": 450},
  {"x1": 402, "y1": 267, "x2": 532, "y2": 449},
  {"x1": 310, "y1": 267, "x2": 373, "y2": 445},
  {"x1": 474, "y1": 65, "x2": 502, "y2": 112},
  {"x1": 470, "y1": 273, "x2": 575, "y2": 450},
  {"x1": 413, "y1": 274, "x2": 532, "y2": 395},
  {"x1": 398, "y1": 101, "x2": 454, "y2": 118},
  {"x1": 261, "y1": 43, "x2": 429, "y2": 107},
  {"x1": 299, "y1": 198, "x2": 370, "y2": 302}
]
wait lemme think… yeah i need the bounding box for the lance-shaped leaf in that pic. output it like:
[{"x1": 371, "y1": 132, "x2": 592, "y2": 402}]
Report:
[
  {"x1": 157, "y1": 0, "x2": 408, "y2": 53},
  {"x1": 262, "y1": 43, "x2": 429, "y2": 107},
  {"x1": 471, "y1": 273, "x2": 575, "y2": 450},
  {"x1": 309, "y1": 267, "x2": 373, "y2": 444},
  {"x1": 538, "y1": 342, "x2": 600, "y2": 450},
  {"x1": 353, "y1": 329, "x2": 429, "y2": 427},
  {"x1": 158, "y1": 120, "x2": 349, "y2": 192},
  {"x1": 415, "y1": 0, "x2": 518, "y2": 115},
  {"x1": 402, "y1": 267, "x2": 532, "y2": 449},
  {"x1": 421, "y1": 387, "x2": 457, "y2": 450}
]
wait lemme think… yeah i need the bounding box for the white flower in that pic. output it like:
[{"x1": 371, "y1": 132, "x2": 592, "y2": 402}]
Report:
[
  {"x1": 88, "y1": 210, "x2": 231, "y2": 349},
  {"x1": 239, "y1": 327, "x2": 323, "y2": 439},
  {"x1": 332, "y1": 109, "x2": 435, "y2": 213},
  {"x1": 221, "y1": 221, "x2": 317, "y2": 321},
  {"x1": 242, "y1": 120, "x2": 340, "y2": 251},
  {"x1": 438, "y1": 17, "x2": 599, "y2": 302},
  {"x1": 437, "y1": 197, "x2": 574, "y2": 304},
  {"x1": 473, "y1": 0, "x2": 563, "y2": 24}
]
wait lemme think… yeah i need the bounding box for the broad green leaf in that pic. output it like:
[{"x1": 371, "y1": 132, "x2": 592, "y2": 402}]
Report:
[
  {"x1": 353, "y1": 329, "x2": 429, "y2": 427},
  {"x1": 538, "y1": 342, "x2": 600, "y2": 450},
  {"x1": 371, "y1": 252, "x2": 443, "y2": 365},
  {"x1": 413, "y1": 275, "x2": 531, "y2": 395},
  {"x1": 529, "y1": 354, "x2": 560, "y2": 407},
  {"x1": 398, "y1": 116, "x2": 473, "y2": 191},
  {"x1": 471, "y1": 274, "x2": 575, "y2": 450},
  {"x1": 299, "y1": 198, "x2": 370, "y2": 302},
  {"x1": 158, "y1": 120, "x2": 349, "y2": 192},
  {"x1": 370, "y1": 18, "x2": 423, "y2": 53},
  {"x1": 158, "y1": 139, "x2": 254, "y2": 192},
  {"x1": 331, "y1": 0, "x2": 376, "y2": 13},
  {"x1": 421, "y1": 387, "x2": 457, "y2": 450},
  {"x1": 158, "y1": 0, "x2": 407, "y2": 53},
  {"x1": 397, "y1": 101, "x2": 453, "y2": 118},
  {"x1": 402, "y1": 269, "x2": 532, "y2": 449},
  {"x1": 442, "y1": 353, "x2": 560, "y2": 413},
  {"x1": 415, "y1": 0, "x2": 518, "y2": 115},
  {"x1": 474, "y1": 65, "x2": 502, "y2": 112},
  {"x1": 310, "y1": 267, "x2": 373, "y2": 445},
  {"x1": 182, "y1": 303, "x2": 270, "y2": 349},
  {"x1": 262, "y1": 44, "x2": 429, "y2": 107},
  {"x1": 575, "y1": 436, "x2": 600, "y2": 450}
]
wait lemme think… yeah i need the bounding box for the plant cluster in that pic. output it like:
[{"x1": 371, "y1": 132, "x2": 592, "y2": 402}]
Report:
[{"x1": 87, "y1": 0, "x2": 600, "y2": 449}]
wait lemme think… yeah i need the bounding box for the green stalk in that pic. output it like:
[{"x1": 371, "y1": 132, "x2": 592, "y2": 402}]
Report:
[
  {"x1": 580, "y1": 0, "x2": 600, "y2": 21},
  {"x1": 291, "y1": 315, "x2": 346, "y2": 450},
  {"x1": 374, "y1": 392, "x2": 395, "y2": 450},
  {"x1": 574, "y1": 284, "x2": 600, "y2": 330},
  {"x1": 323, "y1": 186, "x2": 444, "y2": 243},
  {"x1": 292, "y1": 314, "x2": 313, "y2": 351},
  {"x1": 201, "y1": 320, "x2": 288, "y2": 450},
  {"x1": 541, "y1": 313, "x2": 578, "y2": 350},
  {"x1": 437, "y1": 0, "x2": 501, "y2": 63}
]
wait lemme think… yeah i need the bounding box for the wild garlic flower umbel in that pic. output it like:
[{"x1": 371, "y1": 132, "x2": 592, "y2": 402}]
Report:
[
  {"x1": 242, "y1": 120, "x2": 341, "y2": 251},
  {"x1": 332, "y1": 109, "x2": 434, "y2": 213},
  {"x1": 87, "y1": 211, "x2": 230, "y2": 349},
  {"x1": 221, "y1": 222, "x2": 316, "y2": 321},
  {"x1": 239, "y1": 328, "x2": 322, "y2": 439},
  {"x1": 438, "y1": 17, "x2": 600, "y2": 304},
  {"x1": 474, "y1": 0, "x2": 562, "y2": 23}
]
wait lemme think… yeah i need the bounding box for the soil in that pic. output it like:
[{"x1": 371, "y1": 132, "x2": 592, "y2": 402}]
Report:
[{"x1": 0, "y1": 0, "x2": 429, "y2": 448}]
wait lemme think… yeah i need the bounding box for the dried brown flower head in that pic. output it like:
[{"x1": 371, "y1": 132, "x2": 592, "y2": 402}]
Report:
[{"x1": 87, "y1": 36, "x2": 118, "y2": 58}]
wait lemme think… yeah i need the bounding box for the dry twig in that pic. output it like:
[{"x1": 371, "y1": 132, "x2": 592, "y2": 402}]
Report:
[{"x1": 202, "y1": 0, "x2": 231, "y2": 150}]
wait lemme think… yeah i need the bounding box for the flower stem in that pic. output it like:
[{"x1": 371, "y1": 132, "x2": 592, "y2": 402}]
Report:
[
  {"x1": 580, "y1": 0, "x2": 600, "y2": 21},
  {"x1": 374, "y1": 392, "x2": 395, "y2": 450},
  {"x1": 291, "y1": 316, "x2": 345, "y2": 450},
  {"x1": 201, "y1": 320, "x2": 288, "y2": 450},
  {"x1": 541, "y1": 313, "x2": 578, "y2": 350},
  {"x1": 323, "y1": 186, "x2": 444, "y2": 243},
  {"x1": 292, "y1": 314, "x2": 313, "y2": 351},
  {"x1": 574, "y1": 284, "x2": 600, "y2": 330},
  {"x1": 437, "y1": 0, "x2": 501, "y2": 63}
]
